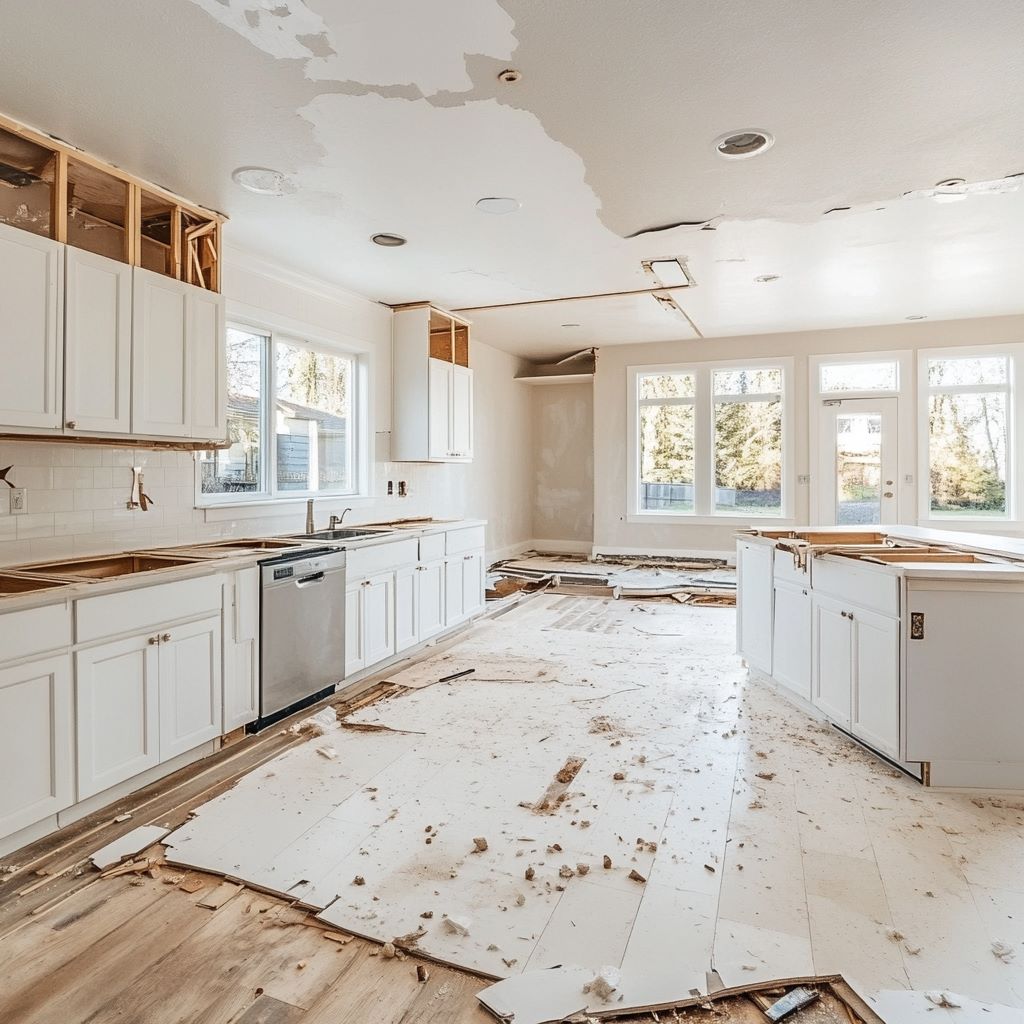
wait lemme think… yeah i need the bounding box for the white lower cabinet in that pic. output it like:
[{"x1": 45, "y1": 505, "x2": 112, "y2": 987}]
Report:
[
  {"x1": 395, "y1": 566, "x2": 418, "y2": 654},
  {"x1": 737, "y1": 541, "x2": 773, "y2": 673},
  {"x1": 346, "y1": 572, "x2": 395, "y2": 675},
  {"x1": 76, "y1": 615, "x2": 223, "y2": 800},
  {"x1": 771, "y1": 580, "x2": 811, "y2": 701},
  {"x1": 0, "y1": 654, "x2": 74, "y2": 837},
  {"x1": 444, "y1": 549, "x2": 485, "y2": 628},
  {"x1": 812, "y1": 594, "x2": 899, "y2": 757},
  {"x1": 76, "y1": 633, "x2": 160, "y2": 799},
  {"x1": 417, "y1": 559, "x2": 446, "y2": 641},
  {"x1": 223, "y1": 568, "x2": 259, "y2": 732},
  {"x1": 157, "y1": 616, "x2": 222, "y2": 760}
]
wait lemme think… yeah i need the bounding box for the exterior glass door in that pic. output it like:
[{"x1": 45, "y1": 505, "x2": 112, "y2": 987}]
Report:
[{"x1": 820, "y1": 398, "x2": 898, "y2": 525}]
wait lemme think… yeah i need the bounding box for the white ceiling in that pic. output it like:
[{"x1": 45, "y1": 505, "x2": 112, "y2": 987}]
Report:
[{"x1": 2, "y1": 0, "x2": 1023, "y2": 360}]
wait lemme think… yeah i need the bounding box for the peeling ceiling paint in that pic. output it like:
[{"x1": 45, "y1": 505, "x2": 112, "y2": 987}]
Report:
[{"x1": 0, "y1": 0, "x2": 1023, "y2": 360}]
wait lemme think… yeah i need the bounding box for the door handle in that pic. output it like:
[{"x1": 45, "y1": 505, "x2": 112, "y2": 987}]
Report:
[
  {"x1": 148, "y1": 635, "x2": 160, "y2": 645},
  {"x1": 296, "y1": 572, "x2": 325, "y2": 587},
  {"x1": 883, "y1": 491, "x2": 894, "y2": 498},
  {"x1": 161, "y1": 633, "x2": 171, "y2": 642}
]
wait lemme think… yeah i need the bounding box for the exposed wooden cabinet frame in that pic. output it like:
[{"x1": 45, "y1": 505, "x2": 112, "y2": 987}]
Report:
[{"x1": 0, "y1": 110, "x2": 225, "y2": 291}]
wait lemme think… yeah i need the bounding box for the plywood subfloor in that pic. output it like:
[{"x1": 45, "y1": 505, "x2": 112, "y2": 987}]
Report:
[{"x1": 158, "y1": 594, "x2": 1024, "y2": 1016}]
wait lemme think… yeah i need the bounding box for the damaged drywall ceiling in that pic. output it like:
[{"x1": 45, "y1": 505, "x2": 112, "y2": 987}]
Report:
[{"x1": 1, "y1": 0, "x2": 1023, "y2": 359}]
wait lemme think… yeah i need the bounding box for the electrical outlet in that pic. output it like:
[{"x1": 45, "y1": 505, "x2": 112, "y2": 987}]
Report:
[{"x1": 10, "y1": 488, "x2": 26, "y2": 514}]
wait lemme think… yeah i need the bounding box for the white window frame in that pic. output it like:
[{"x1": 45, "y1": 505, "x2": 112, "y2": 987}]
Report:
[
  {"x1": 627, "y1": 356, "x2": 794, "y2": 524},
  {"x1": 196, "y1": 308, "x2": 371, "y2": 511},
  {"x1": 918, "y1": 344, "x2": 1023, "y2": 525},
  {"x1": 808, "y1": 350, "x2": 913, "y2": 525}
]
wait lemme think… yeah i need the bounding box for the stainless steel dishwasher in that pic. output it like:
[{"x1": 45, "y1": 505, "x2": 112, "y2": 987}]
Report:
[{"x1": 256, "y1": 546, "x2": 347, "y2": 729}]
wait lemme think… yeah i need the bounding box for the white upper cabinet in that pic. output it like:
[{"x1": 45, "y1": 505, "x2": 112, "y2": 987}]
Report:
[
  {"x1": 64, "y1": 247, "x2": 132, "y2": 434},
  {"x1": 132, "y1": 267, "x2": 226, "y2": 440},
  {"x1": 0, "y1": 222, "x2": 62, "y2": 430},
  {"x1": 392, "y1": 304, "x2": 474, "y2": 462},
  {"x1": 188, "y1": 285, "x2": 227, "y2": 441}
]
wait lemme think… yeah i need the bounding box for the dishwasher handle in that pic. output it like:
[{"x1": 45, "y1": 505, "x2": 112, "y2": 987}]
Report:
[{"x1": 295, "y1": 571, "x2": 326, "y2": 587}]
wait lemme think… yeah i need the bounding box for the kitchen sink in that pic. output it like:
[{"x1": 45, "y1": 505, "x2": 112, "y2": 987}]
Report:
[
  {"x1": 19, "y1": 554, "x2": 205, "y2": 580},
  {"x1": 201, "y1": 538, "x2": 304, "y2": 550},
  {"x1": 296, "y1": 528, "x2": 393, "y2": 542},
  {"x1": 0, "y1": 573, "x2": 72, "y2": 594}
]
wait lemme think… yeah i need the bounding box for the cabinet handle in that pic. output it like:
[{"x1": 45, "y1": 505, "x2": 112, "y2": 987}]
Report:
[
  {"x1": 148, "y1": 635, "x2": 160, "y2": 645},
  {"x1": 65, "y1": 420, "x2": 77, "y2": 429},
  {"x1": 463, "y1": 554, "x2": 474, "y2": 560},
  {"x1": 361, "y1": 580, "x2": 370, "y2": 587},
  {"x1": 161, "y1": 633, "x2": 171, "y2": 642}
]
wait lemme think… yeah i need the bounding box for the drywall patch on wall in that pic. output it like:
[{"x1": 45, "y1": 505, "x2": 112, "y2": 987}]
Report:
[
  {"x1": 532, "y1": 383, "x2": 594, "y2": 544},
  {"x1": 186, "y1": 0, "x2": 517, "y2": 95}
]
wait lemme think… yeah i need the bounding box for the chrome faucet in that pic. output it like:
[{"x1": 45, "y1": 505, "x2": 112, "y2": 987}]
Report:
[
  {"x1": 305, "y1": 498, "x2": 315, "y2": 535},
  {"x1": 328, "y1": 508, "x2": 353, "y2": 530}
]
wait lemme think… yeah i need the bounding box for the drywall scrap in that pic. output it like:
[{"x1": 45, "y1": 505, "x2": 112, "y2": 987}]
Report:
[
  {"x1": 477, "y1": 969, "x2": 888, "y2": 1022},
  {"x1": 90, "y1": 825, "x2": 171, "y2": 871}
]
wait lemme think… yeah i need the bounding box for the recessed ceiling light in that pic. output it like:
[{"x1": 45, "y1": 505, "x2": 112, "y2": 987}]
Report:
[
  {"x1": 561, "y1": 323, "x2": 581, "y2": 328},
  {"x1": 497, "y1": 68, "x2": 522, "y2": 84},
  {"x1": 905, "y1": 315, "x2": 927, "y2": 321},
  {"x1": 231, "y1": 166, "x2": 296, "y2": 196},
  {"x1": 371, "y1": 233, "x2": 407, "y2": 247},
  {"x1": 754, "y1": 274, "x2": 780, "y2": 283},
  {"x1": 475, "y1": 197, "x2": 521, "y2": 215},
  {"x1": 714, "y1": 130, "x2": 775, "y2": 160},
  {"x1": 904, "y1": 174, "x2": 1022, "y2": 203}
]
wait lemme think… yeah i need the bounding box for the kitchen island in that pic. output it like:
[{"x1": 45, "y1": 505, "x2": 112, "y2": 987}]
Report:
[{"x1": 737, "y1": 525, "x2": 1024, "y2": 790}]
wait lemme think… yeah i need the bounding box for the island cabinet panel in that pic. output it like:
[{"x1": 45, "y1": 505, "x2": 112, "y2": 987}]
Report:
[
  {"x1": 737, "y1": 541, "x2": 773, "y2": 674},
  {"x1": 905, "y1": 583, "x2": 1024, "y2": 764}
]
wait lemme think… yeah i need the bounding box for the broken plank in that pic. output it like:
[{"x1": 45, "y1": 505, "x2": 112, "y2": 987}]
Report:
[
  {"x1": 90, "y1": 825, "x2": 170, "y2": 871},
  {"x1": 196, "y1": 881, "x2": 243, "y2": 910}
]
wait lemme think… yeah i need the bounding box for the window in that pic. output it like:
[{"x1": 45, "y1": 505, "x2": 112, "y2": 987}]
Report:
[
  {"x1": 713, "y1": 368, "x2": 783, "y2": 516},
  {"x1": 198, "y1": 324, "x2": 359, "y2": 504},
  {"x1": 926, "y1": 355, "x2": 1010, "y2": 519},
  {"x1": 637, "y1": 373, "x2": 695, "y2": 512},
  {"x1": 820, "y1": 360, "x2": 898, "y2": 393},
  {"x1": 631, "y1": 360, "x2": 790, "y2": 520}
]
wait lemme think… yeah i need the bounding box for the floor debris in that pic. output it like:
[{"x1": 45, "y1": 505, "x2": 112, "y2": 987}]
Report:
[{"x1": 89, "y1": 825, "x2": 170, "y2": 871}]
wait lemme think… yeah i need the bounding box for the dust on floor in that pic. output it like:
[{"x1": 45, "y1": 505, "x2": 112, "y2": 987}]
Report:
[{"x1": 163, "y1": 593, "x2": 1024, "y2": 1017}]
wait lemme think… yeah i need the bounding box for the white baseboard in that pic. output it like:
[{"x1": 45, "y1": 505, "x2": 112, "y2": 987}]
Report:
[
  {"x1": 593, "y1": 544, "x2": 735, "y2": 564},
  {"x1": 487, "y1": 539, "x2": 536, "y2": 563}
]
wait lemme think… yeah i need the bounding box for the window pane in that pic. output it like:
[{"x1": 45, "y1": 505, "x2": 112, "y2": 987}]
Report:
[
  {"x1": 639, "y1": 403, "x2": 694, "y2": 512},
  {"x1": 820, "y1": 361, "x2": 898, "y2": 393},
  {"x1": 835, "y1": 412, "x2": 883, "y2": 525},
  {"x1": 928, "y1": 356, "x2": 1008, "y2": 387},
  {"x1": 275, "y1": 342, "x2": 353, "y2": 493},
  {"x1": 199, "y1": 327, "x2": 265, "y2": 495},
  {"x1": 713, "y1": 367, "x2": 782, "y2": 395},
  {"x1": 714, "y1": 397, "x2": 782, "y2": 515},
  {"x1": 929, "y1": 392, "x2": 1007, "y2": 517},
  {"x1": 639, "y1": 372, "x2": 695, "y2": 400}
]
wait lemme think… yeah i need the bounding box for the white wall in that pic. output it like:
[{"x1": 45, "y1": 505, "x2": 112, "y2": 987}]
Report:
[
  {"x1": 531, "y1": 383, "x2": 593, "y2": 547},
  {"x1": 593, "y1": 314, "x2": 1024, "y2": 556},
  {"x1": 0, "y1": 249, "x2": 535, "y2": 567}
]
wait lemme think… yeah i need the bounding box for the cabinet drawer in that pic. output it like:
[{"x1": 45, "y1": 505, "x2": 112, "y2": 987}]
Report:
[
  {"x1": 773, "y1": 548, "x2": 809, "y2": 586},
  {"x1": 347, "y1": 538, "x2": 418, "y2": 579},
  {"x1": 810, "y1": 557, "x2": 899, "y2": 616},
  {"x1": 0, "y1": 601, "x2": 72, "y2": 664},
  {"x1": 446, "y1": 525, "x2": 485, "y2": 555},
  {"x1": 418, "y1": 532, "x2": 446, "y2": 563},
  {"x1": 76, "y1": 574, "x2": 224, "y2": 644}
]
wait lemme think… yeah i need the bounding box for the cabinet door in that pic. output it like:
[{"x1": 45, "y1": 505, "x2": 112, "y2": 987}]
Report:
[
  {"x1": 188, "y1": 288, "x2": 227, "y2": 441},
  {"x1": 64, "y1": 247, "x2": 132, "y2": 434},
  {"x1": 737, "y1": 541, "x2": 773, "y2": 673},
  {"x1": 444, "y1": 557, "x2": 466, "y2": 627},
  {"x1": 812, "y1": 595, "x2": 853, "y2": 727},
  {"x1": 158, "y1": 615, "x2": 222, "y2": 760},
  {"x1": 395, "y1": 566, "x2": 418, "y2": 653},
  {"x1": 772, "y1": 581, "x2": 812, "y2": 701},
  {"x1": 363, "y1": 573, "x2": 395, "y2": 667},
  {"x1": 345, "y1": 583, "x2": 365, "y2": 676},
  {"x1": 417, "y1": 560, "x2": 445, "y2": 640},
  {"x1": 223, "y1": 569, "x2": 259, "y2": 732},
  {"x1": 427, "y1": 358, "x2": 452, "y2": 459},
  {"x1": 132, "y1": 268, "x2": 189, "y2": 437},
  {"x1": 0, "y1": 222, "x2": 62, "y2": 429},
  {"x1": 76, "y1": 634, "x2": 160, "y2": 799},
  {"x1": 851, "y1": 608, "x2": 900, "y2": 758},
  {"x1": 0, "y1": 654, "x2": 73, "y2": 838},
  {"x1": 460, "y1": 550, "x2": 485, "y2": 618},
  {"x1": 451, "y1": 365, "x2": 473, "y2": 459}
]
